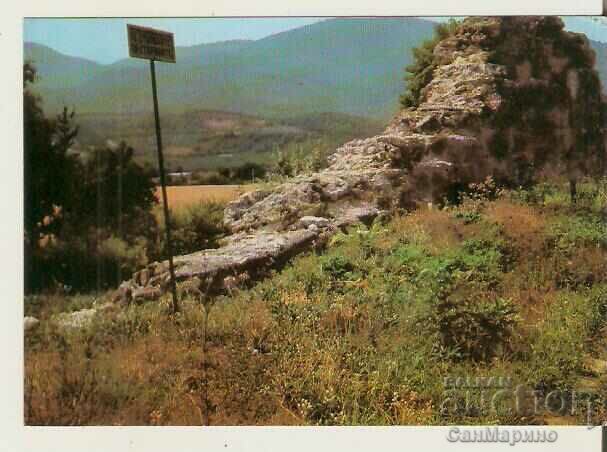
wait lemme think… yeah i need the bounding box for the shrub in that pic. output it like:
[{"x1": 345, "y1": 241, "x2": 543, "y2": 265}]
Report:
[
  {"x1": 98, "y1": 235, "x2": 148, "y2": 275},
  {"x1": 400, "y1": 19, "x2": 460, "y2": 108},
  {"x1": 508, "y1": 182, "x2": 557, "y2": 206},
  {"x1": 36, "y1": 234, "x2": 149, "y2": 291},
  {"x1": 153, "y1": 201, "x2": 227, "y2": 259},
  {"x1": 390, "y1": 234, "x2": 515, "y2": 361},
  {"x1": 448, "y1": 176, "x2": 505, "y2": 224},
  {"x1": 272, "y1": 139, "x2": 331, "y2": 177},
  {"x1": 192, "y1": 171, "x2": 230, "y2": 185},
  {"x1": 548, "y1": 215, "x2": 607, "y2": 252},
  {"x1": 524, "y1": 289, "x2": 607, "y2": 391},
  {"x1": 427, "y1": 292, "x2": 518, "y2": 362},
  {"x1": 453, "y1": 210, "x2": 482, "y2": 224},
  {"x1": 319, "y1": 255, "x2": 356, "y2": 280}
]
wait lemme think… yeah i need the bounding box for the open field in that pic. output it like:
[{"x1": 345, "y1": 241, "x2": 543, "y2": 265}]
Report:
[{"x1": 155, "y1": 184, "x2": 256, "y2": 208}]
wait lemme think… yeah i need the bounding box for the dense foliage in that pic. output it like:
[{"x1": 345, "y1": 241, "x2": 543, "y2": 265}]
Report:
[
  {"x1": 24, "y1": 63, "x2": 79, "y2": 291},
  {"x1": 24, "y1": 63, "x2": 225, "y2": 292},
  {"x1": 400, "y1": 19, "x2": 460, "y2": 108}
]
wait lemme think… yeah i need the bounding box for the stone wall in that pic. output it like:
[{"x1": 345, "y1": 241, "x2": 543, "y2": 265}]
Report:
[{"x1": 113, "y1": 17, "x2": 606, "y2": 304}]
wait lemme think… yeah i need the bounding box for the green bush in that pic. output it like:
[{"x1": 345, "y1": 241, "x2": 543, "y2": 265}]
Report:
[
  {"x1": 428, "y1": 293, "x2": 518, "y2": 362},
  {"x1": 525, "y1": 289, "x2": 607, "y2": 390},
  {"x1": 509, "y1": 182, "x2": 557, "y2": 206},
  {"x1": 273, "y1": 140, "x2": 329, "y2": 177},
  {"x1": 155, "y1": 201, "x2": 227, "y2": 259},
  {"x1": 549, "y1": 215, "x2": 607, "y2": 251},
  {"x1": 390, "y1": 238, "x2": 505, "y2": 289},
  {"x1": 453, "y1": 210, "x2": 482, "y2": 225},
  {"x1": 192, "y1": 170, "x2": 230, "y2": 185},
  {"x1": 98, "y1": 236, "x2": 148, "y2": 274},
  {"x1": 400, "y1": 19, "x2": 460, "y2": 108},
  {"x1": 320, "y1": 255, "x2": 356, "y2": 280},
  {"x1": 36, "y1": 234, "x2": 149, "y2": 291},
  {"x1": 388, "y1": 235, "x2": 514, "y2": 361}
]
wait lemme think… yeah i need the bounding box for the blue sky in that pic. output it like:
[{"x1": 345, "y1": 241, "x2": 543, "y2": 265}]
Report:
[
  {"x1": 23, "y1": 18, "x2": 325, "y2": 64},
  {"x1": 24, "y1": 17, "x2": 607, "y2": 65}
]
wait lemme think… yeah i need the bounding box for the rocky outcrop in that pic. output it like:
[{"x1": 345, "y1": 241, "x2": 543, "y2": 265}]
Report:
[
  {"x1": 114, "y1": 203, "x2": 384, "y2": 303},
  {"x1": 24, "y1": 316, "x2": 39, "y2": 332},
  {"x1": 113, "y1": 17, "x2": 606, "y2": 304},
  {"x1": 53, "y1": 308, "x2": 99, "y2": 330},
  {"x1": 46, "y1": 302, "x2": 116, "y2": 331}
]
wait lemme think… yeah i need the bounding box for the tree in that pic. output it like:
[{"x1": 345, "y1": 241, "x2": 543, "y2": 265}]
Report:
[
  {"x1": 400, "y1": 19, "x2": 460, "y2": 108},
  {"x1": 61, "y1": 142, "x2": 157, "y2": 238},
  {"x1": 24, "y1": 62, "x2": 158, "y2": 291},
  {"x1": 53, "y1": 141, "x2": 158, "y2": 290},
  {"x1": 24, "y1": 63, "x2": 78, "y2": 291}
]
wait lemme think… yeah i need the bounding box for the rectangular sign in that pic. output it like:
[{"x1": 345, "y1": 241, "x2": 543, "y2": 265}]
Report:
[{"x1": 127, "y1": 24, "x2": 176, "y2": 63}]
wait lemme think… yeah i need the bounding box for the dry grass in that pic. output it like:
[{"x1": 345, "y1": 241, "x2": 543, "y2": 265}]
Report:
[
  {"x1": 165, "y1": 146, "x2": 195, "y2": 158},
  {"x1": 156, "y1": 184, "x2": 256, "y2": 209},
  {"x1": 386, "y1": 207, "x2": 496, "y2": 253},
  {"x1": 486, "y1": 199, "x2": 546, "y2": 252}
]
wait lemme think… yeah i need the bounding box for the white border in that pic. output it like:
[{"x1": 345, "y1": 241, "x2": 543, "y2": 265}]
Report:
[
  {"x1": 18, "y1": 426, "x2": 607, "y2": 451},
  {"x1": 14, "y1": 0, "x2": 605, "y2": 17},
  {"x1": 1, "y1": 0, "x2": 605, "y2": 451}
]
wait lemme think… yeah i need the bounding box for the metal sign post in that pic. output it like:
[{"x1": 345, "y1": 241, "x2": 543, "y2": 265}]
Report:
[{"x1": 127, "y1": 24, "x2": 179, "y2": 314}]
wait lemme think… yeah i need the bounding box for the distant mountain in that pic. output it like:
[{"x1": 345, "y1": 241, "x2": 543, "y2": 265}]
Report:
[
  {"x1": 24, "y1": 18, "x2": 607, "y2": 120},
  {"x1": 24, "y1": 18, "x2": 437, "y2": 119},
  {"x1": 23, "y1": 42, "x2": 102, "y2": 88},
  {"x1": 591, "y1": 40, "x2": 607, "y2": 89},
  {"x1": 561, "y1": 18, "x2": 607, "y2": 83}
]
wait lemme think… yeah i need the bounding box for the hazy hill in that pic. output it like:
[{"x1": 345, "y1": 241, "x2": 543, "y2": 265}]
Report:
[
  {"x1": 24, "y1": 18, "x2": 607, "y2": 121},
  {"x1": 590, "y1": 39, "x2": 607, "y2": 87},
  {"x1": 23, "y1": 42, "x2": 102, "y2": 88},
  {"x1": 24, "y1": 18, "x2": 437, "y2": 119}
]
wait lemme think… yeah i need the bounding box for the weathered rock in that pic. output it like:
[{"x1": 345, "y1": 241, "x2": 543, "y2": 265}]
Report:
[
  {"x1": 112, "y1": 281, "x2": 133, "y2": 304},
  {"x1": 54, "y1": 308, "x2": 98, "y2": 330},
  {"x1": 112, "y1": 16, "x2": 606, "y2": 306},
  {"x1": 113, "y1": 229, "x2": 320, "y2": 303},
  {"x1": 334, "y1": 205, "x2": 381, "y2": 229},
  {"x1": 139, "y1": 268, "x2": 150, "y2": 286},
  {"x1": 296, "y1": 216, "x2": 331, "y2": 230},
  {"x1": 132, "y1": 286, "x2": 162, "y2": 303},
  {"x1": 172, "y1": 229, "x2": 319, "y2": 284},
  {"x1": 24, "y1": 316, "x2": 39, "y2": 332}
]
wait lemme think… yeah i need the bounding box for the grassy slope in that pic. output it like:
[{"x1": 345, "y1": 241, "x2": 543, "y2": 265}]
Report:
[{"x1": 25, "y1": 179, "x2": 607, "y2": 425}]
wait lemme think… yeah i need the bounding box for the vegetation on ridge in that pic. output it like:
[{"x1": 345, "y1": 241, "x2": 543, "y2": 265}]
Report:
[
  {"x1": 400, "y1": 19, "x2": 460, "y2": 108},
  {"x1": 25, "y1": 179, "x2": 607, "y2": 425}
]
